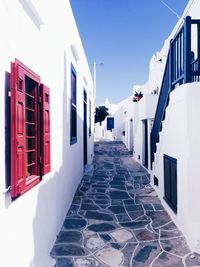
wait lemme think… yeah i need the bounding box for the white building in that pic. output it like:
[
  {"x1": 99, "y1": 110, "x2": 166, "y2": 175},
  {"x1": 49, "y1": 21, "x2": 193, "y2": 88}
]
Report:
[
  {"x1": 131, "y1": 0, "x2": 200, "y2": 254},
  {"x1": 95, "y1": 87, "x2": 157, "y2": 157},
  {"x1": 0, "y1": 1, "x2": 94, "y2": 267}
]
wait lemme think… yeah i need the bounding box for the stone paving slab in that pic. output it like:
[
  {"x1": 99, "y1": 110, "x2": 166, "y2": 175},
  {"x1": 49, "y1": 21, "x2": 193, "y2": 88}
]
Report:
[{"x1": 51, "y1": 141, "x2": 200, "y2": 267}]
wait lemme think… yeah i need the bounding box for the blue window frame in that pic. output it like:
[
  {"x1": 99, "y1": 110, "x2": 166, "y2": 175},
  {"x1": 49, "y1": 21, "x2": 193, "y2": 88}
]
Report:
[
  {"x1": 70, "y1": 64, "x2": 77, "y2": 145},
  {"x1": 89, "y1": 99, "x2": 91, "y2": 136}
]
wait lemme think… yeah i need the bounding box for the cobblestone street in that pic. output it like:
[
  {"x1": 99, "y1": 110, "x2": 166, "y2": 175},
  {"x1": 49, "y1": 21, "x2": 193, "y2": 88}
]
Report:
[{"x1": 51, "y1": 141, "x2": 200, "y2": 267}]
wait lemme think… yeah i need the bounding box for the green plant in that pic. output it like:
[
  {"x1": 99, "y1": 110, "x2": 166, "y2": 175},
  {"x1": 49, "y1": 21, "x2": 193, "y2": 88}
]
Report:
[{"x1": 95, "y1": 106, "x2": 109, "y2": 123}]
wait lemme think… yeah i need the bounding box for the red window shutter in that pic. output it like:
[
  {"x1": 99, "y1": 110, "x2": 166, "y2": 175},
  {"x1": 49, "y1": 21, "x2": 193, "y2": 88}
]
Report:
[
  {"x1": 40, "y1": 84, "x2": 51, "y2": 175},
  {"x1": 10, "y1": 62, "x2": 26, "y2": 197}
]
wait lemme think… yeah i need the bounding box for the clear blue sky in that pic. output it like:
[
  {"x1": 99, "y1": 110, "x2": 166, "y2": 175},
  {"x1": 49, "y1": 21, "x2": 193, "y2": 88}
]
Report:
[{"x1": 70, "y1": 0, "x2": 189, "y2": 105}]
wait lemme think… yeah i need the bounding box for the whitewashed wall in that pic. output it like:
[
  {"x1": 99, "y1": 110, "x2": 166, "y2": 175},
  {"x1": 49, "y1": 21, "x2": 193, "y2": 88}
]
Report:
[
  {"x1": 114, "y1": 96, "x2": 133, "y2": 149},
  {"x1": 130, "y1": 43, "x2": 166, "y2": 167},
  {"x1": 0, "y1": 1, "x2": 94, "y2": 267},
  {"x1": 133, "y1": 92, "x2": 158, "y2": 167},
  {"x1": 114, "y1": 107, "x2": 126, "y2": 142},
  {"x1": 153, "y1": 83, "x2": 200, "y2": 252}
]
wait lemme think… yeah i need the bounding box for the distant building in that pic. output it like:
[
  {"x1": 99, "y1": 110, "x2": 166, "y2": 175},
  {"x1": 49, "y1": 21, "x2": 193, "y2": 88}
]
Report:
[{"x1": 95, "y1": 98, "x2": 118, "y2": 140}]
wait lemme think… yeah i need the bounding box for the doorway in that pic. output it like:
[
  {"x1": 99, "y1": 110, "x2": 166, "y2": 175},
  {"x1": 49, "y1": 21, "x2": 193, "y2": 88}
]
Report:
[
  {"x1": 143, "y1": 120, "x2": 148, "y2": 168},
  {"x1": 129, "y1": 118, "x2": 133, "y2": 152}
]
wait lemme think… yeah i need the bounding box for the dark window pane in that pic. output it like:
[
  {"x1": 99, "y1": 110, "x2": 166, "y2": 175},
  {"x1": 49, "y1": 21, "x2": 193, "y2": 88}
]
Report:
[
  {"x1": 71, "y1": 71, "x2": 76, "y2": 105},
  {"x1": 89, "y1": 100, "x2": 91, "y2": 135},
  {"x1": 164, "y1": 155, "x2": 177, "y2": 213},
  {"x1": 71, "y1": 107, "x2": 77, "y2": 139},
  {"x1": 70, "y1": 65, "x2": 77, "y2": 144}
]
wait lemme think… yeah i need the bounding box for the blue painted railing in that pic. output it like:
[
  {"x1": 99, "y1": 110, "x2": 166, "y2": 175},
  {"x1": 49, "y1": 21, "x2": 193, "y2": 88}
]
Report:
[
  {"x1": 151, "y1": 16, "x2": 200, "y2": 165},
  {"x1": 192, "y1": 59, "x2": 200, "y2": 82}
]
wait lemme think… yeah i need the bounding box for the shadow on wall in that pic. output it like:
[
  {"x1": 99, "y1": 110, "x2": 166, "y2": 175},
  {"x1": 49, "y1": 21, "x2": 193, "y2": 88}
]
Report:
[
  {"x1": 5, "y1": 72, "x2": 11, "y2": 190},
  {"x1": 2, "y1": 53, "x2": 94, "y2": 267}
]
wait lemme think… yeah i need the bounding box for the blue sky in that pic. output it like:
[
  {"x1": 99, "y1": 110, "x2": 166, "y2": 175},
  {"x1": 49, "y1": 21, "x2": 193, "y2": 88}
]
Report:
[{"x1": 70, "y1": 0, "x2": 189, "y2": 105}]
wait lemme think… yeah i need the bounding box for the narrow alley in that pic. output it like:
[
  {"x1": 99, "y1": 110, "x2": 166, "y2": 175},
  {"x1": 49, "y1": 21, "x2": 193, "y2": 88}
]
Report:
[{"x1": 51, "y1": 141, "x2": 200, "y2": 267}]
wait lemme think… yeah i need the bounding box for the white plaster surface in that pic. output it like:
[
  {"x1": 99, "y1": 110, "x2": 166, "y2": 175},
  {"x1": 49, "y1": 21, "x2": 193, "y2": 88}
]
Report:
[{"x1": 153, "y1": 82, "x2": 200, "y2": 253}]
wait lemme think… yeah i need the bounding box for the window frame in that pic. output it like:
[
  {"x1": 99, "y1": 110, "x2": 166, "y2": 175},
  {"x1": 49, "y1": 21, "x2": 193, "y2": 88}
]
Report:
[
  {"x1": 10, "y1": 59, "x2": 50, "y2": 199},
  {"x1": 70, "y1": 64, "x2": 77, "y2": 145},
  {"x1": 89, "y1": 99, "x2": 92, "y2": 137}
]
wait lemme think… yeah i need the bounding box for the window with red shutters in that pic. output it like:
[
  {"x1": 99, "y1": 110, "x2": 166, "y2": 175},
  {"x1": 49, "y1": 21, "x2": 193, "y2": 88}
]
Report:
[{"x1": 10, "y1": 59, "x2": 50, "y2": 198}]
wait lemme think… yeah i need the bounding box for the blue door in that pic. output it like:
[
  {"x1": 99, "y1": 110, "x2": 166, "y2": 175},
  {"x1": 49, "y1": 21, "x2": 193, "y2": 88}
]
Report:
[{"x1": 107, "y1": 117, "x2": 114, "y2": 131}]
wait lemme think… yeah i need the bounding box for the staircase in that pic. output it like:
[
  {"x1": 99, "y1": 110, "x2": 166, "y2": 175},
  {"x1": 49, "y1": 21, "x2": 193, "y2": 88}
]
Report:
[{"x1": 151, "y1": 16, "x2": 200, "y2": 166}]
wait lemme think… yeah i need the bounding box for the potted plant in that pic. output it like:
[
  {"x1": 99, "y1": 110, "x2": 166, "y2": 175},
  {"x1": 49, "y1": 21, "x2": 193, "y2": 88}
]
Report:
[{"x1": 133, "y1": 91, "x2": 143, "y2": 102}]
